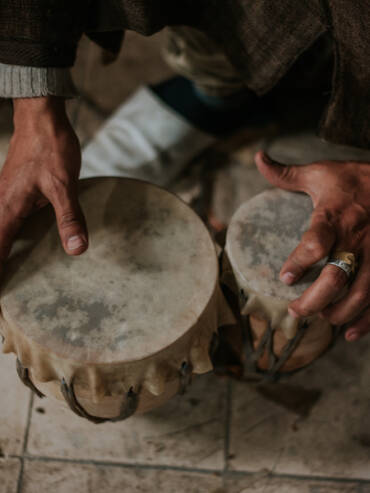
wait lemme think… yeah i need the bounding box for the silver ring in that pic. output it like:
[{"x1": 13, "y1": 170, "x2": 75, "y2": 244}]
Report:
[{"x1": 326, "y1": 259, "x2": 353, "y2": 278}]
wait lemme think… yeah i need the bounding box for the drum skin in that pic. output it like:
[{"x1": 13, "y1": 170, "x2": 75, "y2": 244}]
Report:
[
  {"x1": 225, "y1": 188, "x2": 333, "y2": 374},
  {"x1": 0, "y1": 178, "x2": 229, "y2": 419}
]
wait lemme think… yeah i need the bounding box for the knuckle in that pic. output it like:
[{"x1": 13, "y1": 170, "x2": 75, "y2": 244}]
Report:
[
  {"x1": 59, "y1": 211, "x2": 79, "y2": 229},
  {"x1": 325, "y1": 268, "x2": 347, "y2": 290},
  {"x1": 301, "y1": 234, "x2": 327, "y2": 260},
  {"x1": 328, "y1": 310, "x2": 351, "y2": 326},
  {"x1": 278, "y1": 165, "x2": 295, "y2": 183},
  {"x1": 292, "y1": 302, "x2": 314, "y2": 318},
  {"x1": 42, "y1": 172, "x2": 70, "y2": 197},
  {"x1": 342, "y1": 206, "x2": 369, "y2": 241},
  {"x1": 348, "y1": 205, "x2": 369, "y2": 226},
  {"x1": 327, "y1": 314, "x2": 343, "y2": 325},
  {"x1": 351, "y1": 290, "x2": 370, "y2": 309}
]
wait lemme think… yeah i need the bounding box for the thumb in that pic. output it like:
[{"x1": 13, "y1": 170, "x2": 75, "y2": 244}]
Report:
[
  {"x1": 47, "y1": 183, "x2": 88, "y2": 256},
  {"x1": 255, "y1": 151, "x2": 304, "y2": 191}
]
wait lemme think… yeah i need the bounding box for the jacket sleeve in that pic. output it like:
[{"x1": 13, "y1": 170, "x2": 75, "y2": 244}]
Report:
[
  {"x1": 0, "y1": 63, "x2": 78, "y2": 98},
  {"x1": 0, "y1": 1, "x2": 90, "y2": 67}
]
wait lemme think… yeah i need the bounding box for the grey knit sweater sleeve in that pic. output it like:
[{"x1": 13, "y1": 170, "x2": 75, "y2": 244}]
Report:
[{"x1": 0, "y1": 63, "x2": 78, "y2": 98}]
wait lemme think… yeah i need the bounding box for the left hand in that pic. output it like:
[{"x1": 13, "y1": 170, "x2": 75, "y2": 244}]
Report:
[{"x1": 255, "y1": 151, "x2": 370, "y2": 342}]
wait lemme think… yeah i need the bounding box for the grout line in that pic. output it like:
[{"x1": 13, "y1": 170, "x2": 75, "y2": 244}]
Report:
[
  {"x1": 16, "y1": 392, "x2": 34, "y2": 493},
  {"x1": 20, "y1": 455, "x2": 221, "y2": 476},
  {"x1": 224, "y1": 470, "x2": 370, "y2": 485},
  {"x1": 22, "y1": 392, "x2": 35, "y2": 456},
  {"x1": 9, "y1": 452, "x2": 370, "y2": 486}
]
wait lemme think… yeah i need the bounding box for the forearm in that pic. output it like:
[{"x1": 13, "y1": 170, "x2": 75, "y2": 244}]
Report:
[{"x1": 0, "y1": 64, "x2": 77, "y2": 99}]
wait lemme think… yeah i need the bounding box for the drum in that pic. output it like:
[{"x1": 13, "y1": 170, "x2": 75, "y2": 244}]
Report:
[
  {"x1": 0, "y1": 178, "x2": 233, "y2": 423},
  {"x1": 223, "y1": 188, "x2": 334, "y2": 380}
]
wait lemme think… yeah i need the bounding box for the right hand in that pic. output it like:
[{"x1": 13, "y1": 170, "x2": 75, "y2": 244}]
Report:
[{"x1": 0, "y1": 96, "x2": 88, "y2": 269}]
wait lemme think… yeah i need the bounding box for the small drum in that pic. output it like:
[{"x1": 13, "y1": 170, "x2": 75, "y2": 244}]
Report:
[
  {"x1": 0, "y1": 178, "x2": 233, "y2": 423},
  {"x1": 223, "y1": 188, "x2": 334, "y2": 380}
]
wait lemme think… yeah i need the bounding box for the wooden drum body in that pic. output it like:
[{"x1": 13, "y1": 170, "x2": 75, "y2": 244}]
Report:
[
  {"x1": 223, "y1": 189, "x2": 333, "y2": 379},
  {"x1": 0, "y1": 178, "x2": 232, "y2": 422}
]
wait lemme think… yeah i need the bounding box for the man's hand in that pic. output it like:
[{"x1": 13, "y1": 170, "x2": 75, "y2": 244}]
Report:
[
  {"x1": 255, "y1": 151, "x2": 370, "y2": 342},
  {"x1": 0, "y1": 96, "x2": 88, "y2": 268}
]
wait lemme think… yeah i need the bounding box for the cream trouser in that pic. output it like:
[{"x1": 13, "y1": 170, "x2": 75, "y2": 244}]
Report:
[
  {"x1": 162, "y1": 26, "x2": 247, "y2": 97},
  {"x1": 162, "y1": 26, "x2": 333, "y2": 98}
]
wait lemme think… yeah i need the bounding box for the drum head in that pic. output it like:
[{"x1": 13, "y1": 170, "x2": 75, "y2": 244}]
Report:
[
  {"x1": 226, "y1": 189, "x2": 326, "y2": 301},
  {"x1": 1, "y1": 178, "x2": 218, "y2": 364}
]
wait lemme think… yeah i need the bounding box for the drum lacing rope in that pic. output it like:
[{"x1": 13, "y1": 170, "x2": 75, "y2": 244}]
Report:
[
  {"x1": 179, "y1": 361, "x2": 193, "y2": 395},
  {"x1": 217, "y1": 255, "x2": 311, "y2": 383},
  {"x1": 16, "y1": 359, "x2": 45, "y2": 399},
  {"x1": 241, "y1": 308, "x2": 307, "y2": 382},
  {"x1": 60, "y1": 379, "x2": 140, "y2": 424}
]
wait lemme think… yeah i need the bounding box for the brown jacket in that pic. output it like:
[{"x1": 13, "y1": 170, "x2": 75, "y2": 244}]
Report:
[{"x1": 0, "y1": 0, "x2": 368, "y2": 149}]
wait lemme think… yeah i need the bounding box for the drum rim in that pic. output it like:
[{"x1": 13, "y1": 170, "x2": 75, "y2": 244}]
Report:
[
  {"x1": 0, "y1": 177, "x2": 219, "y2": 364},
  {"x1": 225, "y1": 188, "x2": 322, "y2": 301}
]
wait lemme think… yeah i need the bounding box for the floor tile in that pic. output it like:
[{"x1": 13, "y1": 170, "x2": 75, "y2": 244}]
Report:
[
  {"x1": 27, "y1": 373, "x2": 227, "y2": 470},
  {"x1": 228, "y1": 336, "x2": 370, "y2": 479},
  {"x1": 22, "y1": 460, "x2": 223, "y2": 493},
  {"x1": 225, "y1": 473, "x2": 362, "y2": 493},
  {"x1": 0, "y1": 353, "x2": 30, "y2": 455},
  {"x1": 0, "y1": 458, "x2": 21, "y2": 493}
]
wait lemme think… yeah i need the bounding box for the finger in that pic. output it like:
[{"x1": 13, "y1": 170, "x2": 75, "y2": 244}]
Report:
[
  {"x1": 255, "y1": 151, "x2": 304, "y2": 191},
  {"x1": 322, "y1": 252, "x2": 370, "y2": 325},
  {"x1": 288, "y1": 263, "x2": 348, "y2": 319},
  {"x1": 0, "y1": 199, "x2": 29, "y2": 266},
  {"x1": 345, "y1": 307, "x2": 370, "y2": 342},
  {"x1": 280, "y1": 210, "x2": 336, "y2": 284},
  {"x1": 46, "y1": 182, "x2": 88, "y2": 256}
]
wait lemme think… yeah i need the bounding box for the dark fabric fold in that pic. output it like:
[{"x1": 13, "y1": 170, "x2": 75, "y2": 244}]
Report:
[{"x1": 0, "y1": 0, "x2": 368, "y2": 148}]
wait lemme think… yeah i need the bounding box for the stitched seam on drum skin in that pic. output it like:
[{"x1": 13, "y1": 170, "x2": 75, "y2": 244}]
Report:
[
  {"x1": 16, "y1": 392, "x2": 34, "y2": 493},
  {"x1": 8, "y1": 455, "x2": 370, "y2": 486}
]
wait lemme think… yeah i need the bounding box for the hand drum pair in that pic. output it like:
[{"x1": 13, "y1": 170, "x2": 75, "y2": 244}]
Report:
[{"x1": 0, "y1": 178, "x2": 333, "y2": 422}]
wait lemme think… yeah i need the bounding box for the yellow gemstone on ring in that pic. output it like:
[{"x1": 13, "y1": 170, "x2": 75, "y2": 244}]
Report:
[{"x1": 331, "y1": 251, "x2": 357, "y2": 275}]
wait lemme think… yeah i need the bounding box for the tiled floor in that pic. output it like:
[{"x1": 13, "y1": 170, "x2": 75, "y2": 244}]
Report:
[
  {"x1": 2, "y1": 338, "x2": 370, "y2": 493},
  {"x1": 2, "y1": 31, "x2": 370, "y2": 493}
]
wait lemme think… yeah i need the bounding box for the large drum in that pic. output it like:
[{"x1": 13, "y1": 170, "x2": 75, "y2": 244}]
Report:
[
  {"x1": 223, "y1": 188, "x2": 334, "y2": 380},
  {"x1": 0, "y1": 178, "x2": 233, "y2": 422}
]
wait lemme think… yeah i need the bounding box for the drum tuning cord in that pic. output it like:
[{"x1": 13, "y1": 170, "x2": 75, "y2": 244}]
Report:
[
  {"x1": 14, "y1": 358, "x2": 196, "y2": 423},
  {"x1": 16, "y1": 358, "x2": 45, "y2": 399},
  {"x1": 218, "y1": 269, "x2": 320, "y2": 383},
  {"x1": 60, "y1": 379, "x2": 139, "y2": 424},
  {"x1": 179, "y1": 361, "x2": 193, "y2": 395}
]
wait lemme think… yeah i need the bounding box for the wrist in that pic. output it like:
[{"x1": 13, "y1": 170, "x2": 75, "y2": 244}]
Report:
[{"x1": 13, "y1": 96, "x2": 68, "y2": 130}]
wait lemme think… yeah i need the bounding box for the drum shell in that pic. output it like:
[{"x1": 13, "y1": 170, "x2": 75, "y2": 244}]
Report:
[
  {"x1": 222, "y1": 187, "x2": 336, "y2": 377},
  {"x1": 0, "y1": 177, "x2": 242, "y2": 420},
  {"x1": 1, "y1": 283, "x2": 233, "y2": 419}
]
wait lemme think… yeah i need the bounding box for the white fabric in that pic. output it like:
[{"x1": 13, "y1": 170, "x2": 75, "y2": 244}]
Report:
[{"x1": 80, "y1": 87, "x2": 214, "y2": 186}]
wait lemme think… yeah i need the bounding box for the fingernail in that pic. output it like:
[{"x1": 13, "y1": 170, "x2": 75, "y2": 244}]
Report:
[
  {"x1": 67, "y1": 235, "x2": 85, "y2": 251},
  {"x1": 288, "y1": 308, "x2": 299, "y2": 319},
  {"x1": 281, "y1": 272, "x2": 295, "y2": 285},
  {"x1": 346, "y1": 330, "x2": 359, "y2": 342}
]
